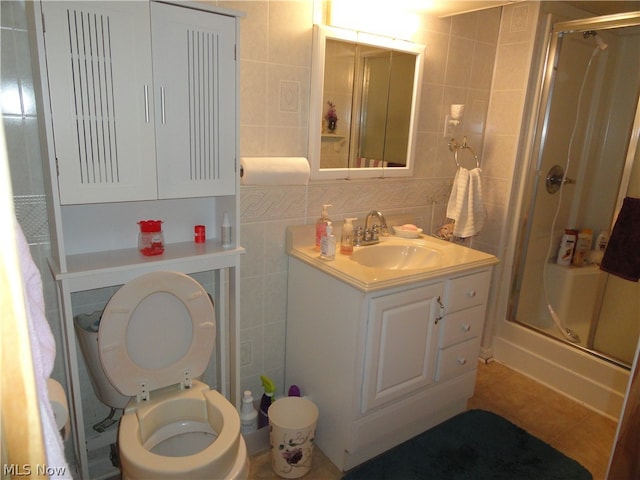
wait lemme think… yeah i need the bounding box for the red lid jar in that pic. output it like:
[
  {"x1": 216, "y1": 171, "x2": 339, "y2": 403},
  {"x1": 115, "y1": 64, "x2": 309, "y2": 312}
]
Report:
[{"x1": 138, "y1": 220, "x2": 164, "y2": 256}]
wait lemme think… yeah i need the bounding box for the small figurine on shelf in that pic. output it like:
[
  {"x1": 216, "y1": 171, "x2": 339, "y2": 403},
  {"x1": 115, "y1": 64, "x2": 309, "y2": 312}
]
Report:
[{"x1": 325, "y1": 101, "x2": 338, "y2": 133}]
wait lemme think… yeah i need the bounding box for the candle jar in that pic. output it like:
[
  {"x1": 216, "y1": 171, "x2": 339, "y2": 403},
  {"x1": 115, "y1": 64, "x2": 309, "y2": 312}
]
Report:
[{"x1": 138, "y1": 220, "x2": 165, "y2": 256}]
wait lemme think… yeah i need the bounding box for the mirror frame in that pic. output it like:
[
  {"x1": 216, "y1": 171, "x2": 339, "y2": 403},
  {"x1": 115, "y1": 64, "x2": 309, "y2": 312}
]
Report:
[{"x1": 309, "y1": 24, "x2": 425, "y2": 180}]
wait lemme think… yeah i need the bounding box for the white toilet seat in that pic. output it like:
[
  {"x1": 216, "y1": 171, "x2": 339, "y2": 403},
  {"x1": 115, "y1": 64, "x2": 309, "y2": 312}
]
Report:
[
  {"x1": 98, "y1": 271, "x2": 215, "y2": 397},
  {"x1": 119, "y1": 380, "x2": 248, "y2": 480}
]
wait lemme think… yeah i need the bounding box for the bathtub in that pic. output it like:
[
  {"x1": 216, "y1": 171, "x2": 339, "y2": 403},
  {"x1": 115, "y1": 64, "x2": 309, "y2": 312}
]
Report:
[{"x1": 546, "y1": 263, "x2": 607, "y2": 340}]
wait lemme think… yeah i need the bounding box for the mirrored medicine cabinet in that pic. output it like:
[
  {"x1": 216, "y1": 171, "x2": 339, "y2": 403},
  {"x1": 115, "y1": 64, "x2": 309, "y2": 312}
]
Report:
[{"x1": 308, "y1": 25, "x2": 425, "y2": 180}]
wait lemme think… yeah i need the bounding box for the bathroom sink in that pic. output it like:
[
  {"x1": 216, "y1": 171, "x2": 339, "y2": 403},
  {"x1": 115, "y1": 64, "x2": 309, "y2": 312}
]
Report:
[{"x1": 350, "y1": 244, "x2": 442, "y2": 271}]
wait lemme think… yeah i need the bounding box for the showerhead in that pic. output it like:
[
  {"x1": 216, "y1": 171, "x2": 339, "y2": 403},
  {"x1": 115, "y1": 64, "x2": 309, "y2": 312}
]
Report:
[
  {"x1": 583, "y1": 30, "x2": 608, "y2": 51},
  {"x1": 594, "y1": 34, "x2": 608, "y2": 51}
]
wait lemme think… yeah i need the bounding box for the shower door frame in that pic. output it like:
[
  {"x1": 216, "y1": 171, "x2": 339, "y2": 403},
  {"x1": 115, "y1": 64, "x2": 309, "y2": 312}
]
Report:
[{"x1": 509, "y1": 11, "x2": 640, "y2": 365}]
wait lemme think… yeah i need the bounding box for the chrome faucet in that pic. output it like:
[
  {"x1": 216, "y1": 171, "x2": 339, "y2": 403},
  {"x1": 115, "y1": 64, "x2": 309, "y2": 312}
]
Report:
[{"x1": 362, "y1": 211, "x2": 389, "y2": 245}]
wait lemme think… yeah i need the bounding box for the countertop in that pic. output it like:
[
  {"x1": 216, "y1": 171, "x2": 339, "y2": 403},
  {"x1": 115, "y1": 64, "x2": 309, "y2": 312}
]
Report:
[{"x1": 286, "y1": 225, "x2": 499, "y2": 292}]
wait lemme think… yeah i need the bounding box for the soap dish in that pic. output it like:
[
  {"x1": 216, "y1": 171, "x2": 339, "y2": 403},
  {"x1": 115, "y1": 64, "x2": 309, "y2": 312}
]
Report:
[{"x1": 392, "y1": 226, "x2": 423, "y2": 238}]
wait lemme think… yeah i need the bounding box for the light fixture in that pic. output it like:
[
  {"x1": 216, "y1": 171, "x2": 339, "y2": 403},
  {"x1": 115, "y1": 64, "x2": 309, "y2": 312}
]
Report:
[
  {"x1": 443, "y1": 104, "x2": 465, "y2": 137},
  {"x1": 327, "y1": 0, "x2": 421, "y2": 40}
]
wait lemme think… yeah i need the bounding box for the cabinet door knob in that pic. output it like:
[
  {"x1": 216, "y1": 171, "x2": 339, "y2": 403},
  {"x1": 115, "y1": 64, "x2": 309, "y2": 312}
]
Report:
[
  {"x1": 461, "y1": 323, "x2": 471, "y2": 332},
  {"x1": 457, "y1": 357, "x2": 467, "y2": 365},
  {"x1": 467, "y1": 289, "x2": 477, "y2": 298}
]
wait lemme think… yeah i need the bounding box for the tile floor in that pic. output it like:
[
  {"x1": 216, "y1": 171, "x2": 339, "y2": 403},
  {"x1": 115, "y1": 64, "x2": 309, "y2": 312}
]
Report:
[{"x1": 249, "y1": 360, "x2": 618, "y2": 480}]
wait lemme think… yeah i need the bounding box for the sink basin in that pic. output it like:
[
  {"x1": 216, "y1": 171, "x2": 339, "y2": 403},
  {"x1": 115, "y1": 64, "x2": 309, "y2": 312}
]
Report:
[{"x1": 350, "y1": 243, "x2": 442, "y2": 270}]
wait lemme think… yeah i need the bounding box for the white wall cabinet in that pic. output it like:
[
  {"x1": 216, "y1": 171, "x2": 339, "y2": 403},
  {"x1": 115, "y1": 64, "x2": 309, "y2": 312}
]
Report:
[
  {"x1": 41, "y1": 1, "x2": 236, "y2": 205},
  {"x1": 286, "y1": 258, "x2": 492, "y2": 471}
]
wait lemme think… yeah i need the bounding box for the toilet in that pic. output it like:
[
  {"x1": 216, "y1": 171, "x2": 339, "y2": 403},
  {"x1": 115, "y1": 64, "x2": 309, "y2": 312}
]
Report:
[{"x1": 95, "y1": 271, "x2": 249, "y2": 480}]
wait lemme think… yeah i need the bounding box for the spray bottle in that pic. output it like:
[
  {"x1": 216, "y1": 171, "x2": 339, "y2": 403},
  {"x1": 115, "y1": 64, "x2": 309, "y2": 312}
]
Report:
[
  {"x1": 258, "y1": 375, "x2": 275, "y2": 428},
  {"x1": 315, "y1": 204, "x2": 333, "y2": 251}
]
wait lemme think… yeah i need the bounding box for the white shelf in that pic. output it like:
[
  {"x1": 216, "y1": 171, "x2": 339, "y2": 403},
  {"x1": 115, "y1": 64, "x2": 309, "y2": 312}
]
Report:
[{"x1": 52, "y1": 241, "x2": 244, "y2": 292}]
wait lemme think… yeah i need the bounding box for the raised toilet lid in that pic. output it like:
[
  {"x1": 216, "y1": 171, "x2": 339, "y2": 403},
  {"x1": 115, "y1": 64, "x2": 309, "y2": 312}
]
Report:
[{"x1": 98, "y1": 271, "x2": 215, "y2": 397}]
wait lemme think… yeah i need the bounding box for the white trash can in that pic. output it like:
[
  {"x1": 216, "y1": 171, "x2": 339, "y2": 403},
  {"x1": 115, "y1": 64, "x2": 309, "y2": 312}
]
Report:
[{"x1": 268, "y1": 397, "x2": 319, "y2": 479}]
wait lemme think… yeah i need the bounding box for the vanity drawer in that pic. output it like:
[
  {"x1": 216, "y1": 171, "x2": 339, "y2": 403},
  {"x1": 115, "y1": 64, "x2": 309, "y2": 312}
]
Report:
[
  {"x1": 439, "y1": 304, "x2": 485, "y2": 348},
  {"x1": 445, "y1": 270, "x2": 491, "y2": 313},
  {"x1": 436, "y1": 338, "x2": 480, "y2": 382}
]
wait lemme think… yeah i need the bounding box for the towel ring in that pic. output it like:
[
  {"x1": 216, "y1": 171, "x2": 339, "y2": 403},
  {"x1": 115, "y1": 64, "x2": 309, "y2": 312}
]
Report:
[{"x1": 449, "y1": 137, "x2": 480, "y2": 169}]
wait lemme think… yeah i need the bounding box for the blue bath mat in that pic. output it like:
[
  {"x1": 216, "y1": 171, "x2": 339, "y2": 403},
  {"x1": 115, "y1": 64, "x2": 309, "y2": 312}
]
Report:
[{"x1": 342, "y1": 409, "x2": 592, "y2": 479}]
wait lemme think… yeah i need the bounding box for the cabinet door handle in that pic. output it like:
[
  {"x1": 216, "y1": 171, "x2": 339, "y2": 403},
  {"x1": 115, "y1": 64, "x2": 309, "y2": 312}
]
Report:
[
  {"x1": 461, "y1": 323, "x2": 471, "y2": 332},
  {"x1": 144, "y1": 85, "x2": 150, "y2": 123},
  {"x1": 467, "y1": 289, "x2": 477, "y2": 298},
  {"x1": 435, "y1": 295, "x2": 445, "y2": 324},
  {"x1": 160, "y1": 87, "x2": 166, "y2": 124},
  {"x1": 457, "y1": 357, "x2": 467, "y2": 366}
]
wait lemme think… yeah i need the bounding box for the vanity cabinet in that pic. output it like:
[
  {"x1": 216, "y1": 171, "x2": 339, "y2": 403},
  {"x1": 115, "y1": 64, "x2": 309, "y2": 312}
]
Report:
[
  {"x1": 286, "y1": 258, "x2": 492, "y2": 471},
  {"x1": 40, "y1": 1, "x2": 236, "y2": 205}
]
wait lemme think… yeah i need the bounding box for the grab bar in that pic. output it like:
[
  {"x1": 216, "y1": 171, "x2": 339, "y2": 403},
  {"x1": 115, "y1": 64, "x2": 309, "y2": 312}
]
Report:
[{"x1": 449, "y1": 137, "x2": 480, "y2": 169}]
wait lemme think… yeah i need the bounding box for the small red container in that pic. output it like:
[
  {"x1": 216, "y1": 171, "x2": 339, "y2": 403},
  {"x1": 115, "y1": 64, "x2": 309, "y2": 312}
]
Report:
[
  {"x1": 194, "y1": 225, "x2": 206, "y2": 243},
  {"x1": 138, "y1": 220, "x2": 164, "y2": 256}
]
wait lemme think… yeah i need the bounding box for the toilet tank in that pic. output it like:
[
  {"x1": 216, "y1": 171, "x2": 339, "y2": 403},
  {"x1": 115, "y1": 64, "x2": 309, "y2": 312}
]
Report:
[{"x1": 74, "y1": 312, "x2": 129, "y2": 409}]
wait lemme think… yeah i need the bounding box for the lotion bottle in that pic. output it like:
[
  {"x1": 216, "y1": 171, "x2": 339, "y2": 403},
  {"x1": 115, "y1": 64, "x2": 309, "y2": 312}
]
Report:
[
  {"x1": 315, "y1": 204, "x2": 333, "y2": 251},
  {"x1": 340, "y1": 218, "x2": 357, "y2": 255},
  {"x1": 240, "y1": 390, "x2": 258, "y2": 435},
  {"x1": 320, "y1": 222, "x2": 336, "y2": 260}
]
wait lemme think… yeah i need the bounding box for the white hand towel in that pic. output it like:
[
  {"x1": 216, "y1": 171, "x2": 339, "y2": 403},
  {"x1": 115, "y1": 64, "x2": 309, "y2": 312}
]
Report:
[{"x1": 446, "y1": 167, "x2": 485, "y2": 238}]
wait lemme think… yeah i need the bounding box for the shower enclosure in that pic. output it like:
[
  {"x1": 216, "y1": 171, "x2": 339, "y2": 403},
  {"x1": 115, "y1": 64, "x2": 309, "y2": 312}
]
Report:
[{"x1": 509, "y1": 12, "x2": 640, "y2": 368}]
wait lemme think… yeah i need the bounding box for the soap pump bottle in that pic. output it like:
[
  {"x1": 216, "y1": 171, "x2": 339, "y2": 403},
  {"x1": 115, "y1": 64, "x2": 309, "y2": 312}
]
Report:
[
  {"x1": 320, "y1": 221, "x2": 336, "y2": 260},
  {"x1": 258, "y1": 375, "x2": 275, "y2": 429},
  {"x1": 315, "y1": 204, "x2": 333, "y2": 251},
  {"x1": 340, "y1": 218, "x2": 357, "y2": 255},
  {"x1": 240, "y1": 390, "x2": 258, "y2": 435}
]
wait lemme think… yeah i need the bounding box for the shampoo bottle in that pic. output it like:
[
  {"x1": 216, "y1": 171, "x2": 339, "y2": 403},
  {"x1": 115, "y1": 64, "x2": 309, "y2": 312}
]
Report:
[
  {"x1": 240, "y1": 390, "x2": 258, "y2": 435},
  {"x1": 320, "y1": 222, "x2": 336, "y2": 260},
  {"x1": 258, "y1": 375, "x2": 275, "y2": 428},
  {"x1": 556, "y1": 229, "x2": 577, "y2": 265},
  {"x1": 572, "y1": 228, "x2": 593, "y2": 266},
  {"x1": 340, "y1": 218, "x2": 357, "y2": 255},
  {"x1": 315, "y1": 204, "x2": 333, "y2": 251}
]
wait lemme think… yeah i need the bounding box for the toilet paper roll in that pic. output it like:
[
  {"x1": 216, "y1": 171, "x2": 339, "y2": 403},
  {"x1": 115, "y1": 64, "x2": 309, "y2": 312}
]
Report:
[
  {"x1": 240, "y1": 157, "x2": 310, "y2": 186},
  {"x1": 46, "y1": 378, "x2": 69, "y2": 433}
]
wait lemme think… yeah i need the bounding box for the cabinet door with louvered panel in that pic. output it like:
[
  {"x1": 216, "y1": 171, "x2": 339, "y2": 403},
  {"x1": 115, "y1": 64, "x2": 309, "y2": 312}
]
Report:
[
  {"x1": 151, "y1": 2, "x2": 237, "y2": 199},
  {"x1": 41, "y1": 1, "x2": 157, "y2": 204}
]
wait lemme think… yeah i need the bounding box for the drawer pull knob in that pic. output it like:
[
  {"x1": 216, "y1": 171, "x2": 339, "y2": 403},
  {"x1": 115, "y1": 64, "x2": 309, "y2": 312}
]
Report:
[
  {"x1": 467, "y1": 290, "x2": 477, "y2": 298},
  {"x1": 461, "y1": 323, "x2": 471, "y2": 332},
  {"x1": 457, "y1": 357, "x2": 467, "y2": 365}
]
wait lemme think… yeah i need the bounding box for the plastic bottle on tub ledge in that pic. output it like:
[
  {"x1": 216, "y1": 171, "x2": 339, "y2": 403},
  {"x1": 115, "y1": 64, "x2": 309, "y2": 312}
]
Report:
[
  {"x1": 589, "y1": 230, "x2": 609, "y2": 265},
  {"x1": 572, "y1": 228, "x2": 593, "y2": 266},
  {"x1": 556, "y1": 229, "x2": 577, "y2": 265}
]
